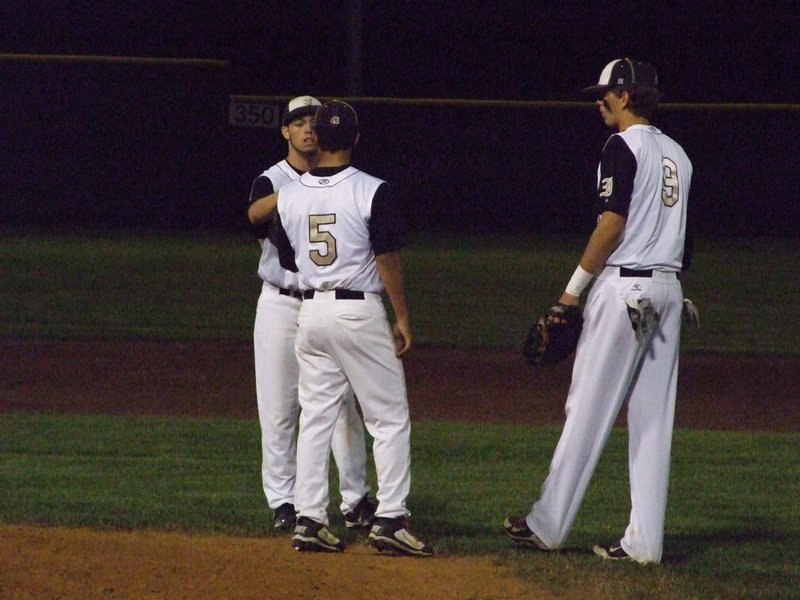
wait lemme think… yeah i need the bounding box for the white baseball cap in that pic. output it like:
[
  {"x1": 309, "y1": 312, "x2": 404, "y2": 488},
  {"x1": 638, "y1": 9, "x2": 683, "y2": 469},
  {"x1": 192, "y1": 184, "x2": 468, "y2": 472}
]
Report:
[
  {"x1": 282, "y1": 95, "x2": 322, "y2": 125},
  {"x1": 582, "y1": 59, "x2": 658, "y2": 96}
]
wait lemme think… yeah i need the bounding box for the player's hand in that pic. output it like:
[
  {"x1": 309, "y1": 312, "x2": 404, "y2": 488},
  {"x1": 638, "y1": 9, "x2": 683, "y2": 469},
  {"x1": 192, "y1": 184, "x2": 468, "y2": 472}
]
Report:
[
  {"x1": 557, "y1": 292, "x2": 580, "y2": 307},
  {"x1": 393, "y1": 319, "x2": 412, "y2": 357},
  {"x1": 550, "y1": 292, "x2": 580, "y2": 324}
]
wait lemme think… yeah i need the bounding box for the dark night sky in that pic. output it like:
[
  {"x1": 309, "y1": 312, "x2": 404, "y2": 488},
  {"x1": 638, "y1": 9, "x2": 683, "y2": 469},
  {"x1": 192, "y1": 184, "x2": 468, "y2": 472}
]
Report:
[{"x1": 3, "y1": 1, "x2": 799, "y2": 103}]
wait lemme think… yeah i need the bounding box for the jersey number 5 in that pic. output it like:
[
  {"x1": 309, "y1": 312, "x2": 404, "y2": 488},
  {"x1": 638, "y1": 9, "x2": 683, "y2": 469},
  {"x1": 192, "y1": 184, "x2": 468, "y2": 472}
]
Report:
[
  {"x1": 661, "y1": 158, "x2": 680, "y2": 207},
  {"x1": 309, "y1": 214, "x2": 337, "y2": 266}
]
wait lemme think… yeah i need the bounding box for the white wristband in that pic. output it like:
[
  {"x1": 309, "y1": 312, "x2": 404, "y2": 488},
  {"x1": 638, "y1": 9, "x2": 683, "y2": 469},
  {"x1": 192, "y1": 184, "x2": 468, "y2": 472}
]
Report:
[{"x1": 565, "y1": 265, "x2": 594, "y2": 297}]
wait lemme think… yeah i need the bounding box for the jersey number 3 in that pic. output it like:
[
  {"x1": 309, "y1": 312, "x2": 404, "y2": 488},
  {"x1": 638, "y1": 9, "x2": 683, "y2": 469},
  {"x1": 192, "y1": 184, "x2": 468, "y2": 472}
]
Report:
[
  {"x1": 661, "y1": 158, "x2": 680, "y2": 207},
  {"x1": 309, "y1": 214, "x2": 337, "y2": 266}
]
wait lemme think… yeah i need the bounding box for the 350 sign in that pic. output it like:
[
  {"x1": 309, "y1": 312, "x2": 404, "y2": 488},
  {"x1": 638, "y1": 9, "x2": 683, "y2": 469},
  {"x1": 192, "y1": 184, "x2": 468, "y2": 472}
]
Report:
[{"x1": 228, "y1": 100, "x2": 281, "y2": 128}]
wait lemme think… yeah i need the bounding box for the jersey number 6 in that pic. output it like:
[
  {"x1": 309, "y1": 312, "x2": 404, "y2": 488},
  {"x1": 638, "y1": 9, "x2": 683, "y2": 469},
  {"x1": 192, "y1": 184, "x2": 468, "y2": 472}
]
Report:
[{"x1": 309, "y1": 213, "x2": 337, "y2": 266}]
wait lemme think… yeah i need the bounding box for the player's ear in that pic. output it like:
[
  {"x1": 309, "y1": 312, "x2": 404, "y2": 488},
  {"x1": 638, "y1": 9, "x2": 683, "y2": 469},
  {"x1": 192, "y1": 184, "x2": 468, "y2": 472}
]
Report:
[{"x1": 281, "y1": 125, "x2": 290, "y2": 141}]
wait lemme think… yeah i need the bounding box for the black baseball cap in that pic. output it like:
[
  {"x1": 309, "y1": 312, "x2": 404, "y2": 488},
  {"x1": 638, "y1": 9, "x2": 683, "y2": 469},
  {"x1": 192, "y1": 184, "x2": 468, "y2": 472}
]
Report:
[
  {"x1": 582, "y1": 58, "x2": 658, "y2": 95},
  {"x1": 282, "y1": 95, "x2": 322, "y2": 125},
  {"x1": 313, "y1": 100, "x2": 359, "y2": 151}
]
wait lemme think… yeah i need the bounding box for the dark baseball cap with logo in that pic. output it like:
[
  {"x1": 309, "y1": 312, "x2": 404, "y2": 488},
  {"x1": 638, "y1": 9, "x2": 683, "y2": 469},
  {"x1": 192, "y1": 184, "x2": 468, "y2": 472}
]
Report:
[
  {"x1": 581, "y1": 58, "x2": 658, "y2": 96},
  {"x1": 282, "y1": 95, "x2": 322, "y2": 125},
  {"x1": 313, "y1": 100, "x2": 359, "y2": 151}
]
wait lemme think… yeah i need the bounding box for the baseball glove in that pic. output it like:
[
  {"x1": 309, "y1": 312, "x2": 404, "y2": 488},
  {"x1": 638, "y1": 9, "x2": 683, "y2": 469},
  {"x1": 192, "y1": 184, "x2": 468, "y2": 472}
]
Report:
[{"x1": 523, "y1": 303, "x2": 584, "y2": 366}]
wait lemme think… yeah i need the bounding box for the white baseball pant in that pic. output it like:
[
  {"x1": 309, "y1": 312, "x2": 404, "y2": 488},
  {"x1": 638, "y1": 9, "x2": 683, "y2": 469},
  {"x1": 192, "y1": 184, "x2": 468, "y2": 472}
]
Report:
[
  {"x1": 293, "y1": 290, "x2": 411, "y2": 525},
  {"x1": 527, "y1": 267, "x2": 682, "y2": 563},
  {"x1": 254, "y1": 282, "x2": 369, "y2": 513}
]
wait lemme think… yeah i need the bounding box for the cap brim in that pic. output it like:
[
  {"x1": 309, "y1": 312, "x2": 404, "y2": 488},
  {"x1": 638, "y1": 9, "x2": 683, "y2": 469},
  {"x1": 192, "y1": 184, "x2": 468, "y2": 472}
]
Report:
[
  {"x1": 580, "y1": 84, "x2": 610, "y2": 95},
  {"x1": 283, "y1": 107, "x2": 318, "y2": 124}
]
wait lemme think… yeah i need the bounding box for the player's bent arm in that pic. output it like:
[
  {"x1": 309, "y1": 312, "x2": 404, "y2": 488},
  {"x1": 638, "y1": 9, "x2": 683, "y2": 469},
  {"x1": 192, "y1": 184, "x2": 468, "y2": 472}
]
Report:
[
  {"x1": 579, "y1": 210, "x2": 626, "y2": 272},
  {"x1": 558, "y1": 210, "x2": 626, "y2": 305},
  {"x1": 247, "y1": 191, "x2": 279, "y2": 225},
  {"x1": 375, "y1": 251, "x2": 412, "y2": 357}
]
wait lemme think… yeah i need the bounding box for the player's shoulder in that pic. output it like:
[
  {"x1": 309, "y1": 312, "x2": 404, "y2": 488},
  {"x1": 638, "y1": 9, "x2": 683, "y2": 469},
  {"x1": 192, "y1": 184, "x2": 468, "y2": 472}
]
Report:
[
  {"x1": 614, "y1": 125, "x2": 672, "y2": 153},
  {"x1": 276, "y1": 175, "x2": 304, "y2": 198},
  {"x1": 642, "y1": 127, "x2": 691, "y2": 164},
  {"x1": 353, "y1": 168, "x2": 387, "y2": 187},
  {"x1": 364, "y1": 168, "x2": 386, "y2": 183},
  {"x1": 601, "y1": 132, "x2": 634, "y2": 158},
  {"x1": 261, "y1": 160, "x2": 302, "y2": 186},
  {"x1": 616, "y1": 124, "x2": 658, "y2": 142},
  {"x1": 298, "y1": 166, "x2": 386, "y2": 189},
  {"x1": 330, "y1": 165, "x2": 382, "y2": 182},
  {"x1": 618, "y1": 126, "x2": 692, "y2": 170}
]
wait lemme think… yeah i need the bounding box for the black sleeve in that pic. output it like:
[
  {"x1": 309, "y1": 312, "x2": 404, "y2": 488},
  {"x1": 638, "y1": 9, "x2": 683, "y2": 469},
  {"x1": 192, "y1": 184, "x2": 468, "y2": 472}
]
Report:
[
  {"x1": 247, "y1": 175, "x2": 275, "y2": 239},
  {"x1": 595, "y1": 134, "x2": 637, "y2": 217},
  {"x1": 369, "y1": 183, "x2": 408, "y2": 255},
  {"x1": 274, "y1": 215, "x2": 298, "y2": 272}
]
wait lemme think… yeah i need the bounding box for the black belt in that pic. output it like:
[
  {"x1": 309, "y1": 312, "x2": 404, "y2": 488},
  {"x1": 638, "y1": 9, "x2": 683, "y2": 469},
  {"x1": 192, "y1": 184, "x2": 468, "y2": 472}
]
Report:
[
  {"x1": 619, "y1": 267, "x2": 653, "y2": 278},
  {"x1": 278, "y1": 287, "x2": 304, "y2": 300},
  {"x1": 302, "y1": 289, "x2": 365, "y2": 300}
]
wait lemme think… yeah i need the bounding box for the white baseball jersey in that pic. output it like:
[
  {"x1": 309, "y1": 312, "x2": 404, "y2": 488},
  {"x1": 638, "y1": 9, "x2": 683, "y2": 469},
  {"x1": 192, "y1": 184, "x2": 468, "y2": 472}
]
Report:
[
  {"x1": 276, "y1": 164, "x2": 413, "y2": 525},
  {"x1": 249, "y1": 159, "x2": 369, "y2": 515},
  {"x1": 524, "y1": 123, "x2": 692, "y2": 564},
  {"x1": 277, "y1": 166, "x2": 394, "y2": 293},
  {"x1": 597, "y1": 125, "x2": 693, "y2": 271},
  {"x1": 249, "y1": 160, "x2": 303, "y2": 291}
]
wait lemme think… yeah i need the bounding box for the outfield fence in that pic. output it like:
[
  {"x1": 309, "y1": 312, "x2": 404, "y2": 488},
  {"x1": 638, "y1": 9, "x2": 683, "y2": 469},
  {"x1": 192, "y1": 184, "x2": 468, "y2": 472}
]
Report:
[{"x1": 3, "y1": 54, "x2": 798, "y2": 236}]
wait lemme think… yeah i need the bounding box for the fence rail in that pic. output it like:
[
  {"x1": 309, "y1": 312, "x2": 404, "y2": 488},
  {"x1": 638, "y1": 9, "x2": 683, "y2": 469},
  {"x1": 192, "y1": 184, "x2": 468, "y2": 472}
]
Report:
[{"x1": 2, "y1": 56, "x2": 797, "y2": 235}]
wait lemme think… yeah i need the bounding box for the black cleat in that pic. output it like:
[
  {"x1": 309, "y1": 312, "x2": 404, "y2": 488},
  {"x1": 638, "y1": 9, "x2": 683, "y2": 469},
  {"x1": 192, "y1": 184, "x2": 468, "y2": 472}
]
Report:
[
  {"x1": 503, "y1": 516, "x2": 550, "y2": 550},
  {"x1": 344, "y1": 494, "x2": 378, "y2": 528},
  {"x1": 368, "y1": 517, "x2": 433, "y2": 557},
  {"x1": 292, "y1": 517, "x2": 345, "y2": 552},
  {"x1": 593, "y1": 540, "x2": 632, "y2": 561},
  {"x1": 272, "y1": 502, "x2": 297, "y2": 531}
]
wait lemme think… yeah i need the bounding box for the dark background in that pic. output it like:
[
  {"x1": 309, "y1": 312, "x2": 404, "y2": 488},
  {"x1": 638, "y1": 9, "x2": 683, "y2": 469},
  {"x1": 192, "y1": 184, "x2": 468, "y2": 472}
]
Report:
[{"x1": 2, "y1": 2, "x2": 799, "y2": 236}]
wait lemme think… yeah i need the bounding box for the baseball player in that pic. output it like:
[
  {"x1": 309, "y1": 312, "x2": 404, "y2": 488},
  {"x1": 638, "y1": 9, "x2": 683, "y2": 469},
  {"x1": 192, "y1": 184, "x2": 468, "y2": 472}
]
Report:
[
  {"x1": 248, "y1": 95, "x2": 375, "y2": 534},
  {"x1": 504, "y1": 59, "x2": 693, "y2": 564},
  {"x1": 249, "y1": 100, "x2": 433, "y2": 557}
]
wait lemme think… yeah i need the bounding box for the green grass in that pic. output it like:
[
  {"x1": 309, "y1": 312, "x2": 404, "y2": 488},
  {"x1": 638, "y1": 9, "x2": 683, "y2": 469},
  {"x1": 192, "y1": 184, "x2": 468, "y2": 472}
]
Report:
[
  {"x1": 2, "y1": 232, "x2": 800, "y2": 598},
  {"x1": 0, "y1": 232, "x2": 257, "y2": 339},
  {"x1": 1, "y1": 414, "x2": 798, "y2": 599},
  {"x1": 1, "y1": 231, "x2": 799, "y2": 353}
]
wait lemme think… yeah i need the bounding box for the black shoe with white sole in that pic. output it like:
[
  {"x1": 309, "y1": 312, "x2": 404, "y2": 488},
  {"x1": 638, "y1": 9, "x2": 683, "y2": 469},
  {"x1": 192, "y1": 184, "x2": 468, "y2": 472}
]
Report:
[
  {"x1": 502, "y1": 516, "x2": 550, "y2": 550},
  {"x1": 344, "y1": 494, "x2": 377, "y2": 528},
  {"x1": 368, "y1": 517, "x2": 433, "y2": 557},
  {"x1": 272, "y1": 502, "x2": 296, "y2": 531},
  {"x1": 292, "y1": 517, "x2": 345, "y2": 552},
  {"x1": 593, "y1": 541, "x2": 632, "y2": 560}
]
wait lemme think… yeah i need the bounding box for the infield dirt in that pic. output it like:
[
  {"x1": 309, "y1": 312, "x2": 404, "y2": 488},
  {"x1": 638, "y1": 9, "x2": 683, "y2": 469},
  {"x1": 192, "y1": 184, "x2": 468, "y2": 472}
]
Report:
[{"x1": 2, "y1": 339, "x2": 797, "y2": 599}]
